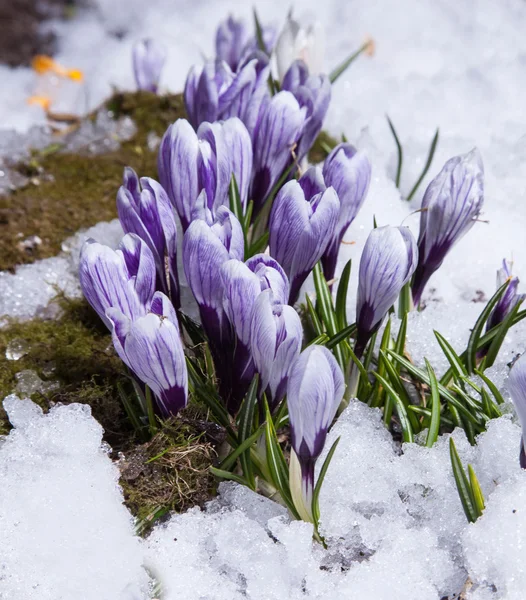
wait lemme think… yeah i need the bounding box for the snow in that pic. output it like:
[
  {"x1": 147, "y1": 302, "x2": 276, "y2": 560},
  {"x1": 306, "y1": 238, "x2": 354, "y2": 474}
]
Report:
[{"x1": 1, "y1": 0, "x2": 526, "y2": 597}]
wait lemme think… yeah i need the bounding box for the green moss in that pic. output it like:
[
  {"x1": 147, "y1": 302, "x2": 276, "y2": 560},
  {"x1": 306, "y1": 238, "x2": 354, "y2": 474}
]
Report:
[{"x1": 0, "y1": 92, "x2": 185, "y2": 272}]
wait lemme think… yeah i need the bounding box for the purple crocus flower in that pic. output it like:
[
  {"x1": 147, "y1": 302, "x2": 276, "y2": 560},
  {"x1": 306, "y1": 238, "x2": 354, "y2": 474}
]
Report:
[
  {"x1": 250, "y1": 289, "x2": 303, "y2": 411},
  {"x1": 281, "y1": 60, "x2": 331, "y2": 161},
  {"x1": 355, "y1": 226, "x2": 418, "y2": 358},
  {"x1": 250, "y1": 91, "x2": 307, "y2": 213},
  {"x1": 411, "y1": 149, "x2": 484, "y2": 306},
  {"x1": 79, "y1": 233, "x2": 156, "y2": 329},
  {"x1": 269, "y1": 167, "x2": 340, "y2": 305},
  {"x1": 507, "y1": 353, "x2": 526, "y2": 468},
  {"x1": 220, "y1": 254, "x2": 289, "y2": 413},
  {"x1": 215, "y1": 16, "x2": 249, "y2": 71},
  {"x1": 321, "y1": 143, "x2": 371, "y2": 282},
  {"x1": 107, "y1": 292, "x2": 188, "y2": 416},
  {"x1": 117, "y1": 168, "x2": 180, "y2": 308},
  {"x1": 158, "y1": 118, "x2": 252, "y2": 231},
  {"x1": 287, "y1": 345, "x2": 345, "y2": 522},
  {"x1": 487, "y1": 260, "x2": 524, "y2": 332},
  {"x1": 183, "y1": 206, "x2": 244, "y2": 373},
  {"x1": 132, "y1": 39, "x2": 166, "y2": 94},
  {"x1": 184, "y1": 53, "x2": 270, "y2": 135}
]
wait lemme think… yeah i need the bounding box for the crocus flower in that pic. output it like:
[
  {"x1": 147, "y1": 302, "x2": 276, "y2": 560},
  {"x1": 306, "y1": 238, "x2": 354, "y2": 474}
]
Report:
[
  {"x1": 117, "y1": 168, "x2": 180, "y2": 307},
  {"x1": 281, "y1": 60, "x2": 331, "y2": 161},
  {"x1": 321, "y1": 143, "x2": 371, "y2": 282},
  {"x1": 269, "y1": 167, "x2": 340, "y2": 304},
  {"x1": 158, "y1": 118, "x2": 252, "y2": 230},
  {"x1": 250, "y1": 289, "x2": 303, "y2": 411},
  {"x1": 215, "y1": 16, "x2": 249, "y2": 71},
  {"x1": 220, "y1": 254, "x2": 289, "y2": 412},
  {"x1": 507, "y1": 353, "x2": 526, "y2": 468},
  {"x1": 250, "y1": 91, "x2": 307, "y2": 212},
  {"x1": 183, "y1": 206, "x2": 244, "y2": 363},
  {"x1": 355, "y1": 226, "x2": 418, "y2": 357},
  {"x1": 287, "y1": 345, "x2": 345, "y2": 522},
  {"x1": 132, "y1": 39, "x2": 166, "y2": 93},
  {"x1": 275, "y1": 14, "x2": 325, "y2": 81},
  {"x1": 107, "y1": 292, "x2": 188, "y2": 416},
  {"x1": 411, "y1": 149, "x2": 484, "y2": 306},
  {"x1": 184, "y1": 53, "x2": 270, "y2": 136},
  {"x1": 487, "y1": 260, "x2": 524, "y2": 332},
  {"x1": 79, "y1": 233, "x2": 156, "y2": 329}
]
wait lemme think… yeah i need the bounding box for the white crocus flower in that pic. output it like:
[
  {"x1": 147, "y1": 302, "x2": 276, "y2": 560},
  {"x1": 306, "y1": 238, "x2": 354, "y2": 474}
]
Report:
[{"x1": 275, "y1": 15, "x2": 325, "y2": 80}]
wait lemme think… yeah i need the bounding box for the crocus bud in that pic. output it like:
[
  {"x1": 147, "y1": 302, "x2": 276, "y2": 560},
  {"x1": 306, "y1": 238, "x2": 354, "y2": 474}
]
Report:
[
  {"x1": 184, "y1": 54, "x2": 270, "y2": 134},
  {"x1": 269, "y1": 167, "x2": 340, "y2": 304},
  {"x1": 287, "y1": 345, "x2": 345, "y2": 522},
  {"x1": 275, "y1": 14, "x2": 325, "y2": 81},
  {"x1": 107, "y1": 292, "x2": 188, "y2": 416},
  {"x1": 321, "y1": 143, "x2": 371, "y2": 282},
  {"x1": 220, "y1": 254, "x2": 289, "y2": 413},
  {"x1": 215, "y1": 16, "x2": 249, "y2": 71},
  {"x1": 507, "y1": 354, "x2": 526, "y2": 468},
  {"x1": 250, "y1": 289, "x2": 303, "y2": 411},
  {"x1": 250, "y1": 91, "x2": 307, "y2": 212},
  {"x1": 132, "y1": 39, "x2": 166, "y2": 93},
  {"x1": 79, "y1": 233, "x2": 156, "y2": 329},
  {"x1": 117, "y1": 168, "x2": 180, "y2": 307},
  {"x1": 183, "y1": 206, "x2": 244, "y2": 360},
  {"x1": 281, "y1": 60, "x2": 331, "y2": 161},
  {"x1": 411, "y1": 149, "x2": 484, "y2": 306},
  {"x1": 487, "y1": 260, "x2": 524, "y2": 332},
  {"x1": 158, "y1": 118, "x2": 252, "y2": 230},
  {"x1": 355, "y1": 226, "x2": 418, "y2": 357}
]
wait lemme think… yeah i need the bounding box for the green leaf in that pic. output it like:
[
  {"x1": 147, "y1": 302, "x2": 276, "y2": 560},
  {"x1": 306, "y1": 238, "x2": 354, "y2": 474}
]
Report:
[
  {"x1": 408, "y1": 405, "x2": 455, "y2": 429},
  {"x1": 406, "y1": 128, "x2": 439, "y2": 202},
  {"x1": 178, "y1": 311, "x2": 205, "y2": 345},
  {"x1": 145, "y1": 386, "x2": 157, "y2": 436},
  {"x1": 480, "y1": 385, "x2": 502, "y2": 419},
  {"x1": 395, "y1": 313, "x2": 408, "y2": 356},
  {"x1": 468, "y1": 464, "x2": 485, "y2": 517},
  {"x1": 484, "y1": 298, "x2": 524, "y2": 369},
  {"x1": 210, "y1": 466, "x2": 250, "y2": 487},
  {"x1": 386, "y1": 115, "x2": 403, "y2": 188},
  {"x1": 369, "y1": 319, "x2": 392, "y2": 408},
  {"x1": 335, "y1": 259, "x2": 352, "y2": 330},
  {"x1": 326, "y1": 323, "x2": 357, "y2": 349},
  {"x1": 474, "y1": 369, "x2": 505, "y2": 405},
  {"x1": 219, "y1": 424, "x2": 266, "y2": 472},
  {"x1": 373, "y1": 372, "x2": 414, "y2": 442},
  {"x1": 117, "y1": 381, "x2": 147, "y2": 439},
  {"x1": 243, "y1": 200, "x2": 254, "y2": 231},
  {"x1": 312, "y1": 437, "x2": 341, "y2": 524},
  {"x1": 305, "y1": 294, "x2": 325, "y2": 337},
  {"x1": 466, "y1": 280, "x2": 511, "y2": 374},
  {"x1": 424, "y1": 359, "x2": 441, "y2": 447},
  {"x1": 398, "y1": 280, "x2": 413, "y2": 318},
  {"x1": 236, "y1": 375, "x2": 260, "y2": 486},
  {"x1": 449, "y1": 438, "x2": 477, "y2": 523},
  {"x1": 434, "y1": 330, "x2": 468, "y2": 380},
  {"x1": 247, "y1": 232, "x2": 269, "y2": 258},
  {"x1": 307, "y1": 333, "x2": 330, "y2": 347},
  {"x1": 329, "y1": 40, "x2": 371, "y2": 84}
]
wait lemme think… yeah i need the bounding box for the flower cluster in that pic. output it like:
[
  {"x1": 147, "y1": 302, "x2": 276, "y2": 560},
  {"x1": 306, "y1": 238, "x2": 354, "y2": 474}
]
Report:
[{"x1": 78, "y1": 12, "x2": 501, "y2": 531}]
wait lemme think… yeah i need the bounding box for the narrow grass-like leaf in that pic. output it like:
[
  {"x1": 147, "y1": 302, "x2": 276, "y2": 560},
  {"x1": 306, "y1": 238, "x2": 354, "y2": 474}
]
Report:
[
  {"x1": 398, "y1": 280, "x2": 413, "y2": 318},
  {"x1": 305, "y1": 294, "x2": 325, "y2": 337},
  {"x1": 474, "y1": 369, "x2": 505, "y2": 405},
  {"x1": 450, "y1": 438, "x2": 477, "y2": 522},
  {"x1": 219, "y1": 424, "x2": 266, "y2": 472},
  {"x1": 434, "y1": 330, "x2": 467, "y2": 379},
  {"x1": 244, "y1": 200, "x2": 254, "y2": 230},
  {"x1": 308, "y1": 333, "x2": 330, "y2": 347},
  {"x1": 369, "y1": 320, "x2": 392, "y2": 408},
  {"x1": 117, "y1": 381, "x2": 146, "y2": 439},
  {"x1": 312, "y1": 437, "x2": 341, "y2": 524},
  {"x1": 247, "y1": 231, "x2": 269, "y2": 257},
  {"x1": 144, "y1": 386, "x2": 157, "y2": 436},
  {"x1": 329, "y1": 40, "x2": 371, "y2": 84},
  {"x1": 481, "y1": 385, "x2": 502, "y2": 419},
  {"x1": 335, "y1": 259, "x2": 352, "y2": 330},
  {"x1": 425, "y1": 358, "x2": 441, "y2": 447},
  {"x1": 236, "y1": 375, "x2": 260, "y2": 486},
  {"x1": 387, "y1": 115, "x2": 403, "y2": 188},
  {"x1": 210, "y1": 467, "x2": 250, "y2": 487},
  {"x1": 395, "y1": 313, "x2": 408, "y2": 356},
  {"x1": 408, "y1": 405, "x2": 456, "y2": 429},
  {"x1": 466, "y1": 280, "x2": 510, "y2": 374},
  {"x1": 326, "y1": 323, "x2": 357, "y2": 349},
  {"x1": 406, "y1": 128, "x2": 439, "y2": 202},
  {"x1": 373, "y1": 372, "x2": 414, "y2": 442},
  {"x1": 468, "y1": 464, "x2": 485, "y2": 517},
  {"x1": 314, "y1": 262, "x2": 345, "y2": 368},
  {"x1": 484, "y1": 299, "x2": 524, "y2": 370}
]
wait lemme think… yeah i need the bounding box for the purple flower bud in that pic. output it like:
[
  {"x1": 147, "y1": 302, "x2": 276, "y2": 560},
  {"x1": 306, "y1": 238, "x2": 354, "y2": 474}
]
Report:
[
  {"x1": 79, "y1": 233, "x2": 156, "y2": 328},
  {"x1": 269, "y1": 167, "x2": 340, "y2": 304},
  {"x1": 184, "y1": 55, "x2": 270, "y2": 134},
  {"x1": 132, "y1": 39, "x2": 166, "y2": 94},
  {"x1": 507, "y1": 354, "x2": 526, "y2": 468},
  {"x1": 250, "y1": 289, "x2": 303, "y2": 411},
  {"x1": 287, "y1": 345, "x2": 345, "y2": 519},
  {"x1": 321, "y1": 143, "x2": 371, "y2": 282},
  {"x1": 281, "y1": 60, "x2": 331, "y2": 161},
  {"x1": 117, "y1": 168, "x2": 180, "y2": 307},
  {"x1": 220, "y1": 254, "x2": 289, "y2": 413},
  {"x1": 487, "y1": 260, "x2": 524, "y2": 332},
  {"x1": 356, "y1": 226, "x2": 418, "y2": 357},
  {"x1": 215, "y1": 16, "x2": 249, "y2": 71},
  {"x1": 107, "y1": 292, "x2": 188, "y2": 416},
  {"x1": 183, "y1": 206, "x2": 243, "y2": 358},
  {"x1": 158, "y1": 118, "x2": 252, "y2": 231},
  {"x1": 411, "y1": 149, "x2": 484, "y2": 306},
  {"x1": 250, "y1": 91, "x2": 307, "y2": 212}
]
